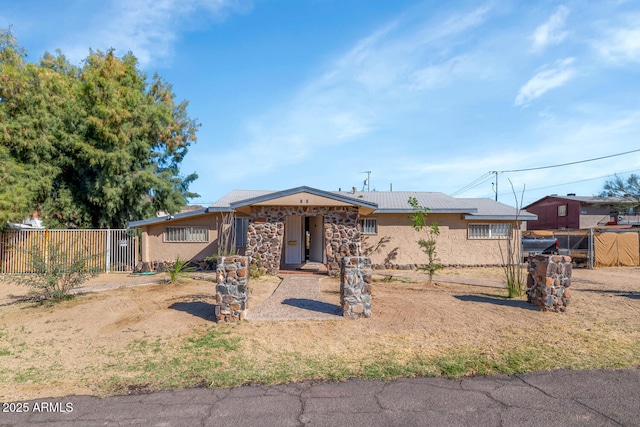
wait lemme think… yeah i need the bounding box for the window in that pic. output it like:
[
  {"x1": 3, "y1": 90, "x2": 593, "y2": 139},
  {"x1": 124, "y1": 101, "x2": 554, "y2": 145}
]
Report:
[
  {"x1": 164, "y1": 226, "x2": 208, "y2": 242},
  {"x1": 359, "y1": 218, "x2": 377, "y2": 234},
  {"x1": 558, "y1": 205, "x2": 567, "y2": 217},
  {"x1": 235, "y1": 217, "x2": 249, "y2": 247},
  {"x1": 468, "y1": 223, "x2": 511, "y2": 239}
]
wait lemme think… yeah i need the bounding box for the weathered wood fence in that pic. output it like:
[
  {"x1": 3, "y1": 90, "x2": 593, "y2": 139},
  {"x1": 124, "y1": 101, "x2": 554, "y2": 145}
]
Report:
[{"x1": 0, "y1": 229, "x2": 137, "y2": 273}]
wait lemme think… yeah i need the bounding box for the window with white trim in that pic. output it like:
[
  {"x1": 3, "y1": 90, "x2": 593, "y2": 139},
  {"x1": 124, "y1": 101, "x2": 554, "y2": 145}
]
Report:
[
  {"x1": 359, "y1": 218, "x2": 377, "y2": 234},
  {"x1": 235, "y1": 217, "x2": 249, "y2": 247},
  {"x1": 164, "y1": 226, "x2": 209, "y2": 242},
  {"x1": 468, "y1": 223, "x2": 511, "y2": 239},
  {"x1": 558, "y1": 205, "x2": 567, "y2": 217}
]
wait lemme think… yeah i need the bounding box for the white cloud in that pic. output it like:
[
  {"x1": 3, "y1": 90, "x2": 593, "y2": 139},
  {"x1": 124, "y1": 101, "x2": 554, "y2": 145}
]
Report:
[
  {"x1": 514, "y1": 57, "x2": 576, "y2": 106},
  {"x1": 411, "y1": 56, "x2": 470, "y2": 90},
  {"x1": 212, "y1": 4, "x2": 498, "y2": 182},
  {"x1": 531, "y1": 5, "x2": 570, "y2": 52},
  {"x1": 61, "y1": 0, "x2": 251, "y2": 66},
  {"x1": 595, "y1": 17, "x2": 640, "y2": 64}
]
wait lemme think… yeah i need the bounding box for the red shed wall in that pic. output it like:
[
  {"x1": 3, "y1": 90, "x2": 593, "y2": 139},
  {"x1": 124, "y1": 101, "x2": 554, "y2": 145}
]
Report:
[{"x1": 526, "y1": 198, "x2": 581, "y2": 230}]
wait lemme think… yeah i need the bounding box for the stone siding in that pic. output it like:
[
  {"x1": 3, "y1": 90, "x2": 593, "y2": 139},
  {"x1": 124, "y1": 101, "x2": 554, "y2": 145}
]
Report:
[
  {"x1": 340, "y1": 256, "x2": 372, "y2": 319},
  {"x1": 527, "y1": 255, "x2": 572, "y2": 312},
  {"x1": 245, "y1": 206, "x2": 361, "y2": 275},
  {"x1": 214, "y1": 256, "x2": 249, "y2": 322}
]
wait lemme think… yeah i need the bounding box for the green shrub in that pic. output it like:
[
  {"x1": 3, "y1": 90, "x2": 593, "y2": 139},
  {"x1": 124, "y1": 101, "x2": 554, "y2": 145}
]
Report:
[
  {"x1": 166, "y1": 256, "x2": 196, "y2": 284},
  {"x1": 249, "y1": 262, "x2": 266, "y2": 279},
  {"x1": 0, "y1": 241, "x2": 101, "y2": 301}
]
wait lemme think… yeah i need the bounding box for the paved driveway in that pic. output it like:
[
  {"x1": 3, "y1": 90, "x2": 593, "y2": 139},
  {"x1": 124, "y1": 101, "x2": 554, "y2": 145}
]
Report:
[{"x1": 3, "y1": 368, "x2": 639, "y2": 426}]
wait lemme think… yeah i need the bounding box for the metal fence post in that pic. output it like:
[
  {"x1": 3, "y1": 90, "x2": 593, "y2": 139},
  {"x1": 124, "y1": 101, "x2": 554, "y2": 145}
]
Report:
[{"x1": 105, "y1": 229, "x2": 111, "y2": 273}]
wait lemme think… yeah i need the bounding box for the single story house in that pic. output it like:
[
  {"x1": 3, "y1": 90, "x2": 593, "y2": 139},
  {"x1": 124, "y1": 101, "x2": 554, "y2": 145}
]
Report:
[
  {"x1": 524, "y1": 195, "x2": 639, "y2": 230},
  {"x1": 128, "y1": 186, "x2": 537, "y2": 275}
]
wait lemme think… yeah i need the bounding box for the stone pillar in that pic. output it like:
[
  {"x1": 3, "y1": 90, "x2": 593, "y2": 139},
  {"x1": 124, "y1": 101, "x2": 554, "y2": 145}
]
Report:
[
  {"x1": 214, "y1": 256, "x2": 249, "y2": 322},
  {"x1": 325, "y1": 208, "x2": 361, "y2": 276},
  {"x1": 340, "y1": 256, "x2": 372, "y2": 319},
  {"x1": 526, "y1": 255, "x2": 572, "y2": 312},
  {"x1": 245, "y1": 207, "x2": 285, "y2": 275}
]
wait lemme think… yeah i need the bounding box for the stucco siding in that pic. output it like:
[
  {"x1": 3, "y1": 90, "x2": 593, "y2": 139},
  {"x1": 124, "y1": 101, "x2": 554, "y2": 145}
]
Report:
[
  {"x1": 141, "y1": 213, "x2": 220, "y2": 262},
  {"x1": 362, "y1": 213, "x2": 513, "y2": 266}
]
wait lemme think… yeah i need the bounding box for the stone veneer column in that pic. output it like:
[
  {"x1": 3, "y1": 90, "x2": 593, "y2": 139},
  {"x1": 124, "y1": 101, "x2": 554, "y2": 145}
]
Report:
[
  {"x1": 245, "y1": 207, "x2": 285, "y2": 275},
  {"x1": 214, "y1": 256, "x2": 249, "y2": 322},
  {"x1": 325, "y1": 207, "x2": 361, "y2": 276},
  {"x1": 526, "y1": 254, "x2": 572, "y2": 312},
  {"x1": 340, "y1": 256, "x2": 372, "y2": 319}
]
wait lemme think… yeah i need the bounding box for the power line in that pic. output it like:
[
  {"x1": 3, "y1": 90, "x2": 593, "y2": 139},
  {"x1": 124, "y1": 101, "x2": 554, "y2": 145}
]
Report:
[
  {"x1": 451, "y1": 148, "x2": 640, "y2": 199},
  {"x1": 500, "y1": 148, "x2": 640, "y2": 173},
  {"x1": 499, "y1": 168, "x2": 640, "y2": 197},
  {"x1": 450, "y1": 172, "x2": 494, "y2": 197}
]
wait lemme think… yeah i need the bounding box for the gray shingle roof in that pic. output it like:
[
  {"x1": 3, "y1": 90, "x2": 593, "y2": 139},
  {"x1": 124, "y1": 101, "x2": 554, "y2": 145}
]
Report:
[
  {"x1": 129, "y1": 187, "x2": 535, "y2": 228},
  {"x1": 212, "y1": 190, "x2": 275, "y2": 207},
  {"x1": 212, "y1": 188, "x2": 532, "y2": 219},
  {"x1": 457, "y1": 198, "x2": 537, "y2": 220},
  {"x1": 331, "y1": 191, "x2": 475, "y2": 213}
]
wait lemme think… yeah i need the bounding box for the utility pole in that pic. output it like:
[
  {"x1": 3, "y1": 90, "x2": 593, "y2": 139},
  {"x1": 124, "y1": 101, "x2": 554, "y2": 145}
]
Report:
[
  {"x1": 362, "y1": 171, "x2": 371, "y2": 192},
  {"x1": 492, "y1": 171, "x2": 498, "y2": 201}
]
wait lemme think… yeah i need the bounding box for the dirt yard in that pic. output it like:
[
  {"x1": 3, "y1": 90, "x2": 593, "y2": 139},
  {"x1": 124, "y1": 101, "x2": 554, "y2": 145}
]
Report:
[{"x1": 0, "y1": 266, "x2": 639, "y2": 401}]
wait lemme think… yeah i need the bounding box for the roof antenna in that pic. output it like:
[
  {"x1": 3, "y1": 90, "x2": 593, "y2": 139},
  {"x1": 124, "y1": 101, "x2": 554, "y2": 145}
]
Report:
[{"x1": 361, "y1": 171, "x2": 371, "y2": 192}]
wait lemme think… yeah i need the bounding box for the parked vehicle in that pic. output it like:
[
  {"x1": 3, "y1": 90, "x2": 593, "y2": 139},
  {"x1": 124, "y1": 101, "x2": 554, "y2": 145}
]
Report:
[
  {"x1": 554, "y1": 233, "x2": 589, "y2": 260},
  {"x1": 521, "y1": 237, "x2": 558, "y2": 256}
]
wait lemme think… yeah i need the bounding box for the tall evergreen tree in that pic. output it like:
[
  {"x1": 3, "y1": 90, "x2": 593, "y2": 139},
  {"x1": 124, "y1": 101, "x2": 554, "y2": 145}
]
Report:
[{"x1": 0, "y1": 29, "x2": 200, "y2": 228}]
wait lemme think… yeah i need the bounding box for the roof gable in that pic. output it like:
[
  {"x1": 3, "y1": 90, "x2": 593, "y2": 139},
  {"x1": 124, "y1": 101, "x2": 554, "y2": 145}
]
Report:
[{"x1": 228, "y1": 186, "x2": 378, "y2": 210}]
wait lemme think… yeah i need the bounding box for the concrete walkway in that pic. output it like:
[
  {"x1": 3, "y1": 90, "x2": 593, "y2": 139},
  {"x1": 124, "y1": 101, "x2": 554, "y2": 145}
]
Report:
[{"x1": 248, "y1": 274, "x2": 342, "y2": 321}]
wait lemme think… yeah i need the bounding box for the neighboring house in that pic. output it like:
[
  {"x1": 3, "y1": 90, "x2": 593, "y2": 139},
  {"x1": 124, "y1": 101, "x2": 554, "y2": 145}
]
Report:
[
  {"x1": 524, "y1": 195, "x2": 639, "y2": 230},
  {"x1": 128, "y1": 186, "x2": 536, "y2": 275}
]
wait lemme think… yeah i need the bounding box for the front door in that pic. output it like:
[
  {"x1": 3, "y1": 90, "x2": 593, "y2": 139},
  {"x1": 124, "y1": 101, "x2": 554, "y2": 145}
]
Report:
[
  {"x1": 308, "y1": 216, "x2": 324, "y2": 262},
  {"x1": 285, "y1": 215, "x2": 303, "y2": 264}
]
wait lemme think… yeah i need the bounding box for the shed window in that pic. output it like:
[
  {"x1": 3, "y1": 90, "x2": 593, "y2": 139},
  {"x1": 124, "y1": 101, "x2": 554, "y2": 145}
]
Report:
[
  {"x1": 468, "y1": 223, "x2": 511, "y2": 239},
  {"x1": 558, "y1": 205, "x2": 567, "y2": 217},
  {"x1": 359, "y1": 218, "x2": 377, "y2": 234},
  {"x1": 164, "y1": 226, "x2": 208, "y2": 242}
]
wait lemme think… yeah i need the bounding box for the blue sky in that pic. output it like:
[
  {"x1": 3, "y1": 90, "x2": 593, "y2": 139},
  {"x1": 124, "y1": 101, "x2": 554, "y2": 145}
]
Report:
[{"x1": 2, "y1": 0, "x2": 640, "y2": 207}]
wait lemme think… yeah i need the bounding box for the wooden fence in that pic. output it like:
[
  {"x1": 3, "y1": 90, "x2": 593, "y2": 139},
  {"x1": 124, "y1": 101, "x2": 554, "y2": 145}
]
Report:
[{"x1": 0, "y1": 229, "x2": 137, "y2": 273}]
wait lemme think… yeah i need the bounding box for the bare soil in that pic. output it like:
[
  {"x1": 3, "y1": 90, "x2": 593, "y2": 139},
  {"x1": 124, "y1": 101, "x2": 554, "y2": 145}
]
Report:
[{"x1": 0, "y1": 266, "x2": 638, "y2": 401}]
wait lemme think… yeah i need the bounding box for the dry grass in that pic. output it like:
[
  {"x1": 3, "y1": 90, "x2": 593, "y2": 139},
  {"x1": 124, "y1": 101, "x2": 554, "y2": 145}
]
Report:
[{"x1": 0, "y1": 267, "x2": 639, "y2": 401}]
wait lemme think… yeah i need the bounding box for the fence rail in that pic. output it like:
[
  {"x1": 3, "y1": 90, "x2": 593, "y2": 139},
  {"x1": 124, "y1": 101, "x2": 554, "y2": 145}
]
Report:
[{"x1": 0, "y1": 229, "x2": 137, "y2": 274}]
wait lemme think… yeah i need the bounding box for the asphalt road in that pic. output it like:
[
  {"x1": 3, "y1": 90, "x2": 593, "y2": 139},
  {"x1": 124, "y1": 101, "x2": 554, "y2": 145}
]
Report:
[{"x1": 2, "y1": 368, "x2": 639, "y2": 426}]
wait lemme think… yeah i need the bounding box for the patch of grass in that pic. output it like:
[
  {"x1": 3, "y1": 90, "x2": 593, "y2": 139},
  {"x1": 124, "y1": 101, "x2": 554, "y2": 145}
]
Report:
[
  {"x1": 372, "y1": 275, "x2": 416, "y2": 284},
  {"x1": 184, "y1": 327, "x2": 240, "y2": 353},
  {"x1": 13, "y1": 366, "x2": 52, "y2": 384},
  {"x1": 93, "y1": 331, "x2": 640, "y2": 397}
]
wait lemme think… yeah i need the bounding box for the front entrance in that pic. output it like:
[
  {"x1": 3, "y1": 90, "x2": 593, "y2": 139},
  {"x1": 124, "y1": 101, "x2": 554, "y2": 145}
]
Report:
[
  {"x1": 284, "y1": 215, "x2": 324, "y2": 266},
  {"x1": 307, "y1": 216, "x2": 324, "y2": 262},
  {"x1": 285, "y1": 215, "x2": 303, "y2": 264}
]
